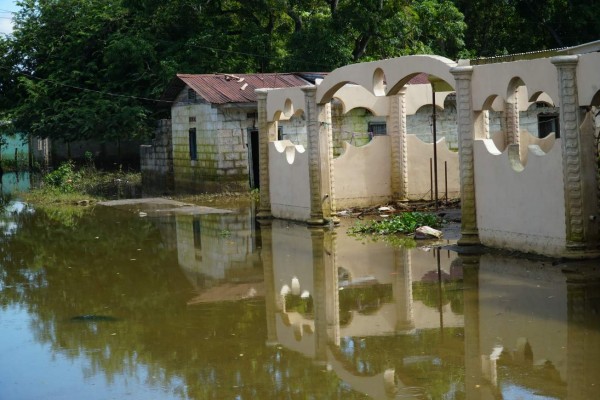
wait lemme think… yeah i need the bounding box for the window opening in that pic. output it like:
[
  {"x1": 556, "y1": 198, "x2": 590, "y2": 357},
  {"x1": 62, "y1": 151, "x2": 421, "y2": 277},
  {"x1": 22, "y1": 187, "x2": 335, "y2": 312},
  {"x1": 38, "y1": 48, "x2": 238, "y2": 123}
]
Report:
[
  {"x1": 368, "y1": 122, "x2": 387, "y2": 137},
  {"x1": 538, "y1": 113, "x2": 559, "y2": 138},
  {"x1": 189, "y1": 128, "x2": 197, "y2": 160}
]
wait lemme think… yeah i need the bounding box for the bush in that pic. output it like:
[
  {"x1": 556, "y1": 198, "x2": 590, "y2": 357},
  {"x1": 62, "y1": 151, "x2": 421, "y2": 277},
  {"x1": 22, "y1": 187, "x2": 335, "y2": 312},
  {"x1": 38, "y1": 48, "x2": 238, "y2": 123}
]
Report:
[
  {"x1": 43, "y1": 161, "x2": 80, "y2": 193},
  {"x1": 348, "y1": 212, "x2": 442, "y2": 235}
]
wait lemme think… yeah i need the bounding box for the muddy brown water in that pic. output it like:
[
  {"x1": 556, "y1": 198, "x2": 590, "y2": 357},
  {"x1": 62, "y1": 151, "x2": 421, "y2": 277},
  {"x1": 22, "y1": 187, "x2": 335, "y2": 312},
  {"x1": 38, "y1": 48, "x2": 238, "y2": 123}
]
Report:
[{"x1": 1, "y1": 189, "x2": 599, "y2": 399}]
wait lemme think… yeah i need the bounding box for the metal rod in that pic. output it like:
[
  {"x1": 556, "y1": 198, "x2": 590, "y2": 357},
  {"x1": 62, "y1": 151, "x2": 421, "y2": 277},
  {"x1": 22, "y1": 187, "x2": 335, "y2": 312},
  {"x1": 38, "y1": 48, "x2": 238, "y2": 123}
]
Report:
[
  {"x1": 436, "y1": 247, "x2": 444, "y2": 339},
  {"x1": 444, "y1": 161, "x2": 448, "y2": 202},
  {"x1": 429, "y1": 158, "x2": 433, "y2": 201},
  {"x1": 432, "y1": 88, "x2": 439, "y2": 211}
]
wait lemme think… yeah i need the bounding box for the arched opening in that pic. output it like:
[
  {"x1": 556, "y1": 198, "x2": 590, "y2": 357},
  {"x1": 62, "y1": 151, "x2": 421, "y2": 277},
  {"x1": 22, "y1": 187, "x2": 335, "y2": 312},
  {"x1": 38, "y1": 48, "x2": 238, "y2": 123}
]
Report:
[{"x1": 372, "y1": 68, "x2": 386, "y2": 96}]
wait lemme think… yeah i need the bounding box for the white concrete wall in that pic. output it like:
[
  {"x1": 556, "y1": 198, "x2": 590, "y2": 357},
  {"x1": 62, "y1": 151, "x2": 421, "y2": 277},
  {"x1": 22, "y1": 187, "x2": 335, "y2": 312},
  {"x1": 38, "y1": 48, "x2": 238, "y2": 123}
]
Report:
[
  {"x1": 333, "y1": 135, "x2": 392, "y2": 208},
  {"x1": 269, "y1": 140, "x2": 311, "y2": 221},
  {"x1": 474, "y1": 138, "x2": 567, "y2": 255}
]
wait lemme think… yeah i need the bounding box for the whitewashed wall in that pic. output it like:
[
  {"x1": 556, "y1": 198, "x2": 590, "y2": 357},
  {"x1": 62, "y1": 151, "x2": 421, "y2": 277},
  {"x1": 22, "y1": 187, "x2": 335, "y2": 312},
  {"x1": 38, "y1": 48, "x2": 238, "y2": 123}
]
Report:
[
  {"x1": 333, "y1": 135, "x2": 392, "y2": 208},
  {"x1": 474, "y1": 139, "x2": 566, "y2": 255},
  {"x1": 269, "y1": 140, "x2": 311, "y2": 221}
]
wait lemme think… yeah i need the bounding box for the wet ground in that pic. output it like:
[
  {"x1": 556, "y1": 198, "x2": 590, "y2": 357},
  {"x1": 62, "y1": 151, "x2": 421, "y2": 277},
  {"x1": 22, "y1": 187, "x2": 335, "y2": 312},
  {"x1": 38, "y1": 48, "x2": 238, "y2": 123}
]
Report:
[{"x1": 1, "y1": 172, "x2": 600, "y2": 399}]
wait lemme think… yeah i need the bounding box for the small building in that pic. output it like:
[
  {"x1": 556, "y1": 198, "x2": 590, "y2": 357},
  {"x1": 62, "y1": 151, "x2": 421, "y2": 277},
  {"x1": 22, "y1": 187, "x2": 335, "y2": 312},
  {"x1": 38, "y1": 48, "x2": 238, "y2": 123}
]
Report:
[{"x1": 148, "y1": 73, "x2": 322, "y2": 194}]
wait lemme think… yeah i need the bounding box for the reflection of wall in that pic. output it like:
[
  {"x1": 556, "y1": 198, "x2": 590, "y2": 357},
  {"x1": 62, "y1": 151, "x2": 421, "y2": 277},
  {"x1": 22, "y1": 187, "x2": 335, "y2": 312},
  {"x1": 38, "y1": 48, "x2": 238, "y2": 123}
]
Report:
[
  {"x1": 175, "y1": 208, "x2": 260, "y2": 289},
  {"x1": 476, "y1": 254, "x2": 568, "y2": 380},
  {"x1": 1, "y1": 172, "x2": 31, "y2": 195},
  {"x1": 566, "y1": 274, "x2": 600, "y2": 400},
  {"x1": 264, "y1": 221, "x2": 465, "y2": 399}
]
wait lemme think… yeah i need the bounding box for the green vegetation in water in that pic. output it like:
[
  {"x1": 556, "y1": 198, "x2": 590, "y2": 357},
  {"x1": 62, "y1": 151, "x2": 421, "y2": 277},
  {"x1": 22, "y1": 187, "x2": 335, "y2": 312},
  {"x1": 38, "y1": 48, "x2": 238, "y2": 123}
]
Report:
[
  {"x1": 23, "y1": 160, "x2": 141, "y2": 206},
  {"x1": 348, "y1": 212, "x2": 443, "y2": 235}
]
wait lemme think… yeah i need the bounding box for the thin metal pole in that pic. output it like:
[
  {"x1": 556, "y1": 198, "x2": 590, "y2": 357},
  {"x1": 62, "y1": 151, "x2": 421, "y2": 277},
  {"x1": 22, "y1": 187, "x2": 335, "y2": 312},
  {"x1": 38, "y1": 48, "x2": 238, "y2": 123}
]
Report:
[
  {"x1": 432, "y1": 88, "x2": 439, "y2": 211},
  {"x1": 429, "y1": 158, "x2": 433, "y2": 201},
  {"x1": 436, "y1": 247, "x2": 444, "y2": 339},
  {"x1": 444, "y1": 161, "x2": 448, "y2": 202}
]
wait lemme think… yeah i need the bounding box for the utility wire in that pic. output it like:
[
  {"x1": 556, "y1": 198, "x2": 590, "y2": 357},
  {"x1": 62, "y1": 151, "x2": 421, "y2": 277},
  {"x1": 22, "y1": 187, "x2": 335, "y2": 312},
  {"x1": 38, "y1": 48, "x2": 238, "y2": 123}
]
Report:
[{"x1": 0, "y1": 64, "x2": 173, "y2": 104}]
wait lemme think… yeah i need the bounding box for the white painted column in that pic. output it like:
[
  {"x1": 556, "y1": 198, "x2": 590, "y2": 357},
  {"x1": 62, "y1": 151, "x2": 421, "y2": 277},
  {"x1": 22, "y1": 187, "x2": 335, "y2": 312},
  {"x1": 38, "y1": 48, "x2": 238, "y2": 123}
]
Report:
[
  {"x1": 390, "y1": 91, "x2": 408, "y2": 201},
  {"x1": 256, "y1": 89, "x2": 278, "y2": 219},
  {"x1": 303, "y1": 86, "x2": 332, "y2": 225},
  {"x1": 551, "y1": 55, "x2": 599, "y2": 252},
  {"x1": 450, "y1": 66, "x2": 480, "y2": 245}
]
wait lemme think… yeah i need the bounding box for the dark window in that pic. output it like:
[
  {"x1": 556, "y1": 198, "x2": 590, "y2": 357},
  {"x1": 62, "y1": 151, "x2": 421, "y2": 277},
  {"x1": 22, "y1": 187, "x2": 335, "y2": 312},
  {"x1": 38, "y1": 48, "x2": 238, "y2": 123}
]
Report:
[
  {"x1": 278, "y1": 126, "x2": 283, "y2": 141},
  {"x1": 368, "y1": 122, "x2": 387, "y2": 136},
  {"x1": 538, "y1": 113, "x2": 559, "y2": 138},
  {"x1": 189, "y1": 116, "x2": 196, "y2": 123},
  {"x1": 189, "y1": 128, "x2": 197, "y2": 160}
]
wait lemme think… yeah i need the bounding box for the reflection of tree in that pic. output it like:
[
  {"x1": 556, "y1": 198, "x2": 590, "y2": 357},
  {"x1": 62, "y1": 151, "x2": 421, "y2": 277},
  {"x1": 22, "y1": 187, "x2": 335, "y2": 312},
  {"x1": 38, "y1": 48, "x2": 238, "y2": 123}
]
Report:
[
  {"x1": 0, "y1": 205, "x2": 371, "y2": 398},
  {"x1": 412, "y1": 280, "x2": 464, "y2": 314},
  {"x1": 330, "y1": 328, "x2": 466, "y2": 398},
  {"x1": 338, "y1": 284, "x2": 393, "y2": 326}
]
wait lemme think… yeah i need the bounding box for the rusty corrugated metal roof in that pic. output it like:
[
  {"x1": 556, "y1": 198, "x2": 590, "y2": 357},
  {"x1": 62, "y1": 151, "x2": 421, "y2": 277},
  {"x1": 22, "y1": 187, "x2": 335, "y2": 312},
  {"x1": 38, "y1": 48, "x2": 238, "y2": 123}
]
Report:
[{"x1": 172, "y1": 73, "x2": 315, "y2": 104}]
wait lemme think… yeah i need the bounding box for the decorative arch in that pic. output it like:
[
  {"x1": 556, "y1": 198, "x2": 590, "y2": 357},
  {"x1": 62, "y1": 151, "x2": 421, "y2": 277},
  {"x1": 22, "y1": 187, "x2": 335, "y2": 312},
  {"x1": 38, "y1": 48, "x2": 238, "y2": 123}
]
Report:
[
  {"x1": 266, "y1": 87, "x2": 306, "y2": 122},
  {"x1": 507, "y1": 77, "x2": 525, "y2": 102},
  {"x1": 316, "y1": 55, "x2": 457, "y2": 104},
  {"x1": 471, "y1": 57, "x2": 559, "y2": 111}
]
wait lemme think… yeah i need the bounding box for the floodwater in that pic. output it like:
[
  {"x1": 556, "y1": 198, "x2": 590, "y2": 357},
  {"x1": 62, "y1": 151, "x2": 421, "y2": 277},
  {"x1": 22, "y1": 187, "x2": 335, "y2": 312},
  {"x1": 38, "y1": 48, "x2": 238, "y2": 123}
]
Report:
[{"x1": 1, "y1": 178, "x2": 600, "y2": 399}]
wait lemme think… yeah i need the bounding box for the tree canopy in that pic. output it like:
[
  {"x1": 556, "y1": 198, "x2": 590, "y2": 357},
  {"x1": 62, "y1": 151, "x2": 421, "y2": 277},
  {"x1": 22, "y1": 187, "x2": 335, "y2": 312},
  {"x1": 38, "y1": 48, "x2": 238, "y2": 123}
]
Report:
[{"x1": 0, "y1": 0, "x2": 598, "y2": 144}]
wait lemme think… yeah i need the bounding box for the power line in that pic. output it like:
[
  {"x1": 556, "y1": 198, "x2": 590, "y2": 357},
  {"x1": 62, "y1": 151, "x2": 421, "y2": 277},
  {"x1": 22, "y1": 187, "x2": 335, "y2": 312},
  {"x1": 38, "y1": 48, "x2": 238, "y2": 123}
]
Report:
[{"x1": 0, "y1": 65, "x2": 172, "y2": 104}]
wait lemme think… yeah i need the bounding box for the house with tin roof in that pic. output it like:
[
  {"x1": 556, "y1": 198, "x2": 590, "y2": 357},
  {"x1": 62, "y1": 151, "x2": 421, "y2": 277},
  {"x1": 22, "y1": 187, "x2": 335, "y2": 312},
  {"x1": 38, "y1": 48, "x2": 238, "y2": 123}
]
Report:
[{"x1": 141, "y1": 72, "x2": 322, "y2": 194}]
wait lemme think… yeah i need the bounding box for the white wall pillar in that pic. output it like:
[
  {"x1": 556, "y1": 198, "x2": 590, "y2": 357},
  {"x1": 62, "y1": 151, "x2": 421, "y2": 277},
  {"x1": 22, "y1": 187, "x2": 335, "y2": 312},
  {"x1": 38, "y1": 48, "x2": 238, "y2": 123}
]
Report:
[
  {"x1": 303, "y1": 87, "x2": 332, "y2": 225},
  {"x1": 552, "y1": 55, "x2": 599, "y2": 251},
  {"x1": 390, "y1": 91, "x2": 408, "y2": 201},
  {"x1": 450, "y1": 66, "x2": 480, "y2": 245},
  {"x1": 256, "y1": 89, "x2": 278, "y2": 219}
]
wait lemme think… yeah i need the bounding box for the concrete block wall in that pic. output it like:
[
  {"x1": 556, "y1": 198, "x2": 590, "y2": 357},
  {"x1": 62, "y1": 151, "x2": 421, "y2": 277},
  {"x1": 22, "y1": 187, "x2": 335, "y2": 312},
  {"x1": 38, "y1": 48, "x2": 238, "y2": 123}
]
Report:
[
  {"x1": 407, "y1": 104, "x2": 459, "y2": 150},
  {"x1": 172, "y1": 99, "x2": 250, "y2": 193},
  {"x1": 331, "y1": 103, "x2": 384, "y2": 155},
  {"x1": 279, "y1": 114, "x2": 308, "y2": 147},
  {"x1": 141, "y1": 119, "x2": 173, "y2": 194}
]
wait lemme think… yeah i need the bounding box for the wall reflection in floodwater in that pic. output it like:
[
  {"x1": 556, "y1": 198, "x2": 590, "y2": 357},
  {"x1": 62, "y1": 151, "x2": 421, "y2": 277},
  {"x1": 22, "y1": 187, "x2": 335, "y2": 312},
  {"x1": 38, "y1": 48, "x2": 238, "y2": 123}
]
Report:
[
  {"x1": 254, "y1": 220, "x2": 600, "y2": 400},
  {"x1": 1, "y1": 203, "x2": 599, "y2": 399}
]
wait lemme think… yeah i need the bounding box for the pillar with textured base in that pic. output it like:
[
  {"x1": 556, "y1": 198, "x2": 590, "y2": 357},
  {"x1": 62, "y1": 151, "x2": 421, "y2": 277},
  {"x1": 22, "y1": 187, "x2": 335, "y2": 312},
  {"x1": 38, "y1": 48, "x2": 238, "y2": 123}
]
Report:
[
  {"x1": 390, "y1": 91, "x2": 409, "y2": 202},
  {"x1": 256, "y1": 89, "x2": 278, "y2": 219},
  {"x1": 451, "y1": 66, "x2": 480, "y2": 246}
]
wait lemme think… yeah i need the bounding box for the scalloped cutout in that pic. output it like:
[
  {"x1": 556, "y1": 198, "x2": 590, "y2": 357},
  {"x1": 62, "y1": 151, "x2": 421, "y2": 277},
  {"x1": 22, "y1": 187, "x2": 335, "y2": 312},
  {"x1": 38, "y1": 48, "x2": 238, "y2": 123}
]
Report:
[{"x1": 373, "y1": 68, "x2": 386, "y2": 96}]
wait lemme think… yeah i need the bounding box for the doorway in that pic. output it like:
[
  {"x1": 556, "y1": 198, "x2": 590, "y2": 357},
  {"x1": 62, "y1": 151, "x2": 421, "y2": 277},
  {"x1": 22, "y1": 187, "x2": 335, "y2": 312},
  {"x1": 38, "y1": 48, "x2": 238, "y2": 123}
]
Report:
[{"x1": 248, "y1": 130, "x2": 260, "y2": 189}]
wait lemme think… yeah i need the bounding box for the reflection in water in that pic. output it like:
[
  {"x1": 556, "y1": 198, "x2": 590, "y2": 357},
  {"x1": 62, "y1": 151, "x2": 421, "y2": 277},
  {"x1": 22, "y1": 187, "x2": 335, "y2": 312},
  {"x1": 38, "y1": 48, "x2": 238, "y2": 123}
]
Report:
[
  {"x1": 262, "y1": 220, "x2": 465, "y2": 399},
  {"x1": 1, "y1": 171, "x2": 31, "y2": 195},
  {"x1": 0, "y1": 203, "x2": 600, "y2": 399}
]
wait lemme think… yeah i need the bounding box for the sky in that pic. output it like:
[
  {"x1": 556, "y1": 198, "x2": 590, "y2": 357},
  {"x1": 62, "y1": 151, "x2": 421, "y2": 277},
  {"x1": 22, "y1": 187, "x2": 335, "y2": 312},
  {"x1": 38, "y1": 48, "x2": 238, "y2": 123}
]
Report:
[{"x1": 0, "y1": 0, "x2": 17, "y2": 36}]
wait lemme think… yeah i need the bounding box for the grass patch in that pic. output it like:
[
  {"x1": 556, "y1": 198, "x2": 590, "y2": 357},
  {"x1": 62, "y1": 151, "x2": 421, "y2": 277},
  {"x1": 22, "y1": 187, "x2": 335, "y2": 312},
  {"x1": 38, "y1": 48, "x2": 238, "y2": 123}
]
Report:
[
  {"x1": 348, "y1": 212, "x2": 443, "y2": 235},
  {"x1": 20, "y1": 161, "x2": 141, "y2": 206}
]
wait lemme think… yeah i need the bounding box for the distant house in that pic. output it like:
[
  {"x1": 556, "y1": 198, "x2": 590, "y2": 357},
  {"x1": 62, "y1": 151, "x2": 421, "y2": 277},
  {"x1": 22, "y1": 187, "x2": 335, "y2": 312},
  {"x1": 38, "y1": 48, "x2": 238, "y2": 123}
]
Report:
[{"x1": 143, "y1": 73, "x2": 322, "y2": 194}]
